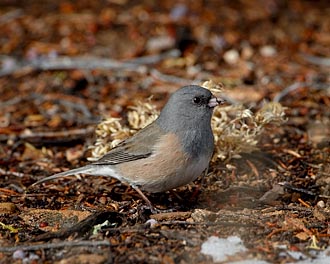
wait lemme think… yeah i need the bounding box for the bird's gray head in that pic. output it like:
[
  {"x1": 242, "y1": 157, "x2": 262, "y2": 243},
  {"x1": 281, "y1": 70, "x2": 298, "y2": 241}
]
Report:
[{"x1": 156, "y1": 85, "x2": 221, "y2": 133}]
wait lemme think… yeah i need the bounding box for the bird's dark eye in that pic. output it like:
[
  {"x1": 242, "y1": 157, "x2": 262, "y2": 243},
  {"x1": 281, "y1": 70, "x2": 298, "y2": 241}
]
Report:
[{"x1": 193, "y1": 96, "x2": 201, "y2": 104}]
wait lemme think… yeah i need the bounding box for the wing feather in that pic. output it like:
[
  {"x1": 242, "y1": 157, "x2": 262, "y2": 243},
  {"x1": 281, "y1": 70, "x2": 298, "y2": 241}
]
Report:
[{"x1": 92, "y1": 122, "x2": 163, "y2": 165}]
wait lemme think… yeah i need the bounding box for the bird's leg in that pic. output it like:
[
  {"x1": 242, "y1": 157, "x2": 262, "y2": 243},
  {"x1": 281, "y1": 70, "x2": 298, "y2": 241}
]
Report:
[
  {"x1": 132, "y1": 185, "x2": 158, "y2": 213},
  {"x1": 190, "y1": 167, "x2": 209, "y2": 200},
  {"x1": 132, "y1": 186, "x2": 181, "y2": 213},
  {"x1": 200, "y1": 166, "x2": 209, "y2": 188}
]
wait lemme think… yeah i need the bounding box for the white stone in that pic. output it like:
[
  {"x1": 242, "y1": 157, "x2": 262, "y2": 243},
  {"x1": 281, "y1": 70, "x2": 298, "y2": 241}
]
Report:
[
  {"x1": 223, "y1": 49, "x2": 240, "y2": 64},
  {"x1": 260, "y1": 45, "x2": 277, "y2": 57}
]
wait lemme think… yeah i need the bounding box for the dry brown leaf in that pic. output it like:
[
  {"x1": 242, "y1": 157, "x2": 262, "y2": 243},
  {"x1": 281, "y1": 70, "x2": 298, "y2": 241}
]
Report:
[{"x1": 295, "y1": 231, "x2": 310, "y2": 241}]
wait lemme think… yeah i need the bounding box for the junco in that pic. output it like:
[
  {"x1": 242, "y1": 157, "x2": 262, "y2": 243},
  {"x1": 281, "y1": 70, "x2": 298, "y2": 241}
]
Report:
[{"x1": 32, "y1": 85, "x2": 224, "y2": 209}]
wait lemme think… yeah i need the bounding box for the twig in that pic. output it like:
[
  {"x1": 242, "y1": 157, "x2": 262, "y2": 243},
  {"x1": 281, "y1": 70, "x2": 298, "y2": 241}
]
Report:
[
  {"x1": 0, "y1": 240, "x2": 110, "y2": 252},
  {"x1": 0, "y1": 169, "x2": 26, "y2": 178},
  {"x1": 31, "y1": 211, "x2": 121, "y2": 242},
  {"x1": 19, "y1": 127, "x2": 95, "y2": 140},
  {"x1": 319, "y1": 194, "x2": 330, "y2": 199},
  {"x1": 34, "y1": 93, "x2": 96, "y2": 123},
  {"x1": 159, "y1": 220, "x2": 261, "y2": 227},
  {"x1": 278, "y1": 182, "x2": 317, "y2": 196},
  {"x1": 150, "y1": 68, "x2": 200, "y2": 84},
  {"x1": 273, "y1": 81, "x2": 330, "y2": 102},
  {"x1": 274, "y1": 205, "x2": 314, "y2": 212},
  {"x1": 0, "y1": 9, "x2": 23, "y2": 24},
  {"x1": 301, "y1": 54, "x2": 330, "y2": 67},
  {"x1": 125, "y1": 49, "x2": 180, "y2": 64},
  {"x1": 150, "y1": 211, "x2": 191, "y2": 221},
  {"x1": 0, "y1": 127, "x2": 96, "y2": 145},
  {"x1": 0, "y1": 50, "x2": 181, "y2": 77},
  {"x1": 0, "y1": 97, "x2": 24, "y2": 109},
  {"x1": 31, "y1": 57, "x2": 139, "y2": 71},
  {"x1": 1, "y1": 93, "x2": 95, "y2": 123},
  {"x1": 55, "y1": 99, "x2": 93, "y2": 119},
  {"x1": 273, "y1": 82, "x2": 306, "y2": 102}
]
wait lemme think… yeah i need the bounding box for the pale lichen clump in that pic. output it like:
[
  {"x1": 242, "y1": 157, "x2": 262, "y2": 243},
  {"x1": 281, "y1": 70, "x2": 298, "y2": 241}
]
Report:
[
  {"x1": 88, "y1": 80, "x2": 287, "y2": 162},
  {"x1": 87, "y1": 100, "x2": 159, "y2": 161},
  {"x1": 202, "y1": 80, "x2": 287, "y2": 161},
  {"x1": 126, "y1": 98, "x2": 159, "y2": 130},
  {"x1": 211, "y1": 103, "x2": 287, "y2": 161}
]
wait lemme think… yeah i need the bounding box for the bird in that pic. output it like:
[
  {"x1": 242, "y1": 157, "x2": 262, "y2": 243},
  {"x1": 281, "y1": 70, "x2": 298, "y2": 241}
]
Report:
[{"x1": 32, "y1": 85, "x2": 225, "y2": 211}]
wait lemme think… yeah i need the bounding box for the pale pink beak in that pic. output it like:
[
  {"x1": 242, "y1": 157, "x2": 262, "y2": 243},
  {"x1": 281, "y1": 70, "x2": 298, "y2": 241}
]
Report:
[{"x1": 208, "y1": 97, "x2": 225, "y2": 108}]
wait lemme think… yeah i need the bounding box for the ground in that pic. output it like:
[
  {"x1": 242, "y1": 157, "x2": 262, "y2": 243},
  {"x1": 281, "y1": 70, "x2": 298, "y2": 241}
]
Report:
[{"x1": 0, "y1": 0, "x2": 330, "y2": 263}]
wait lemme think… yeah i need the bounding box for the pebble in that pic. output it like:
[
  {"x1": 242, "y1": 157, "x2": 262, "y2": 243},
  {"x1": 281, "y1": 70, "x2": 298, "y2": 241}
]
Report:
[
  {"x1": 223, "y1": 49, "x2": 240, "y2": 64},
  {"x1": 13, "y1": 250, "x2": 25, "y2": 259},
  {"x1": 260, "y1": 45, "x2": 277, "y2": 57},
  {"x1": 241, "y1": 44, "x2": 254, "y2": 60},
  {"x1": 145, "y1": 218, "x2": 158, "y2": 228},
  {"x1": 317, "y1": 200, "x2": 325, "y2": 208}
]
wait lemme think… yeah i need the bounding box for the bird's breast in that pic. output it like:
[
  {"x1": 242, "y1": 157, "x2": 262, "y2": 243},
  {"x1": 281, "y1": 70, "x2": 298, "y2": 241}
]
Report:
[{"x1": 115, "y1": 132, "x2": 212, "y2": 193}]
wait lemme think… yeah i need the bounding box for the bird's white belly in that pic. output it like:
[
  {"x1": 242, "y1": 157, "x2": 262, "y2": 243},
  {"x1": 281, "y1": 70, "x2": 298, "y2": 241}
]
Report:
[{"x1": 148, "y1": 154, "x2": 210, "y2": 192}]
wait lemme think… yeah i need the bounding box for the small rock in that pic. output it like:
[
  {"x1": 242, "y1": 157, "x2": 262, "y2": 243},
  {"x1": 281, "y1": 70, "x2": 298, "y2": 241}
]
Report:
[
  {"x1": 260, "y1": 45, "x2": 277, "y2": 57},
  {"x1": 191, "y1": 209, "x2": 217, "y2": 222},
  {"x1": 223, "y1": 49, "x2": 240, "y2": 64},
  {"x1": 317, "y1": 200, "x2": 325, "y2": 208},
  {"x1": 241, "y1": 44, "x2": 254, "y2": 60},
  {"x1": 170, "y1": 3, "x2": 187, "y2": 20},
  {"x1": 146, "y1": 36, "x2": 175, "y2": 52},
  {"x1": 145, "y1": 218, "x2": 158, "y2": 229},
  {"x1": 66, "y1": 146, "x2": 84, "y2": 163},
  {"x1": 13, "y1": 250, "x2": 25, "y2": 259}
]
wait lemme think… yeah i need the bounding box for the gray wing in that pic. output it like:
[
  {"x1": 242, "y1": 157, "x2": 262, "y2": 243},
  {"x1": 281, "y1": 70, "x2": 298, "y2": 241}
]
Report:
[{"x1": 92, "y1": 122, "x2": 164, "y2": 165}]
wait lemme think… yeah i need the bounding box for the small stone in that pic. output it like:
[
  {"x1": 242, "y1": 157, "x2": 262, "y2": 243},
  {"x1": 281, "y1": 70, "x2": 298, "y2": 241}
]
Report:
[
  {"x1": 98, "y1": 196, "x2": 107, "y2": 205},
  {"x1": 191, "y1": 209, "x2": 217, "y2": 222},
  {"x1": 241, "y1": 44, "x2": 254, "y2": 60},
  {"x1": 223, "y1": 49, "x2": 240, "y2": 64},
  {"x1": 65, "y1": 147, "x2": 83, "y2": 163},
  {"x1": 260, "y1": 45, "x2": 277, "y2": 57},
  {"x1": 13, "y1": 250, "x2": 25, "y2": 259},
  {"x1": 146, "y1": 36, "x2": 175, "y2": 52},
  {"x1": 39, "y1": 221, "x2": 49, "y2": 228},
  {"x1": 317, "y1": 200, "x2": 325, "y2": 208},
  {"x1": 145, "y1": 218, "x2": 158, "y2": 228}
]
